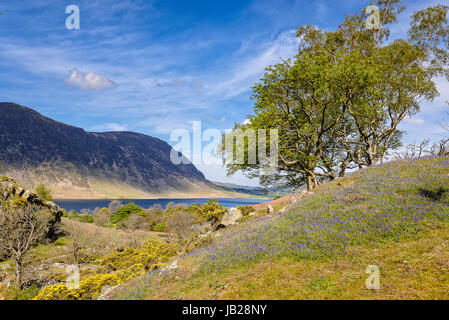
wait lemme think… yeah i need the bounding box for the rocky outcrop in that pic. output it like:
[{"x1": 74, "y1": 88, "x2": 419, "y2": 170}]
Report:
[
  {"x1": 218, "y1": 208, "x2": 242, "y2": 228},
  {"x1": 290, "y1": 189, "x2": 314, "y2": 204},
  {"x1": 0, "y1": 176, "x2": 63, "y2": 240}
]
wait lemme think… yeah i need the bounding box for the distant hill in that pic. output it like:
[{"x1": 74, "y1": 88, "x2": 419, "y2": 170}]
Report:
[
  {"x1": 0, "y1": 102, "x2": 242, "y2": 199},
  {"x1": 211, "y1": 181, "x2": 292, "y2": 198}
]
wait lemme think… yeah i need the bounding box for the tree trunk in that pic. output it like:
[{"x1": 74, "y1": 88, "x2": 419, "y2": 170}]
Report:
[
  {"x1": 306, "y1": 171, "x2": 318, "y2": 190},
  {"x1": 15, "y1": 259, "x2": 22, "y2": 289}
]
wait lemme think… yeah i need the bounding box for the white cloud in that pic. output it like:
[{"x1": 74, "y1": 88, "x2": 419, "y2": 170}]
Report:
[
  {"x1": 91, "y1": 122, "x2": 127, "y2": 132},
  {"x1": 404, "y1": 117, "x2": 424, "y2": 125},
  {"x1": 65, "y1": 69, "x2": 117, "y2": 90}
]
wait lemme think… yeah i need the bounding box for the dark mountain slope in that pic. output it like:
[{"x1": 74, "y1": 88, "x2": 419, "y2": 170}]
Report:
[{"x1": 0, "y1": 102, "x2": 225, "y2": 199}]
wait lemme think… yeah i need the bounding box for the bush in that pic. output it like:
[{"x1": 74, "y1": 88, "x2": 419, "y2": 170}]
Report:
[
  {"x1": 110, "y1": 203, "x2": 144, "y2": 224},
  {"x1": 99, "y1": 241, "x2": 176, "y2": 272},
  {"x1": 236, "y1": 206, "x2": 255, "y2": 216},
  {"x1": 193, "y1": 199, "x2": 227, "y2": 223},
  {"x1": 152, "y1": 222, "x2": 166, "y2": 232},
  {"x1": 34, "y1": 241, "x2": 177, "y2": 300},
  {"x1": 5, "y1": 285, "x2": 40, "y2": 300},
  {"x1": 35, "y1": 184, "x2": 53, "y2": 201},
  {"x1": 66, "y1": 211, "x2": 94, "y2": 224},
  {"x1": 34, "y1": 265, "x2": 145, "y2": 300}
]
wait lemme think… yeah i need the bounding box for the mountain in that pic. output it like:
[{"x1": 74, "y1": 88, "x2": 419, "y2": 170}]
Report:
[
  {"x1": 0, "y1": 102, "x2": 237, "y2": 199},
  {"x1": 211, "y1": 181, "x2": 292, "y2": 198}
]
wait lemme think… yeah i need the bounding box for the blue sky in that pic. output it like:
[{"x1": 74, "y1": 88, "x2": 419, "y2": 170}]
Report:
[{"x1": 0, "y1": 0, "x2": 448, "y2": 186}]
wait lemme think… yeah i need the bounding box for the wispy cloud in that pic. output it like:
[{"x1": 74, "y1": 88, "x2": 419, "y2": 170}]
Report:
[
  {"x1": 404, "y1": 117, "x2": 424, "y2": 125},
  {"x1": 65, "y1": 69, "x2": 117, "y2": 90}
]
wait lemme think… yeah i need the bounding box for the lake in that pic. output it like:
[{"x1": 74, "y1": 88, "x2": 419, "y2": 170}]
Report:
[{"x1": 54, "y1": 197, "x2": 269, "y2": 213}]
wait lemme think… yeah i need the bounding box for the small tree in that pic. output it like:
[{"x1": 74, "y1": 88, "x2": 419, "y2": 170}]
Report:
[
  {"x1": 109, "y1": 203, "x2": 144, "y2": 224},
  {"x1": 166, "y1": 211, "x2": 196, "y2": 253},
  {"x1": 118, "y1": 215, "x2": 148, "y2": 248},
  {"x1": 93, "y1": 208, "x2": 109, "y2": 227},
  {"x1": 62, "y1": 219, "x2": 104, "y2": 265},
  {"x1": 108, "y1": 200, "x2": 123, "y2": 215},
  {"x1": 35, "y1": 184, "x2": 53, "y2": 201},
  {"x1": 0, "y1": 204, "x2": 51, "y2": 288}
]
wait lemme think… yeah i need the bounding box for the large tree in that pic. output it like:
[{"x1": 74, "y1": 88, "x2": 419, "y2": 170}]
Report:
[
  {"x1": 221, "y1": 1, "x2": 449, "y2": 190},
  {"x1": 0, "y1": 204, "x2": 51, "y2": 288}
]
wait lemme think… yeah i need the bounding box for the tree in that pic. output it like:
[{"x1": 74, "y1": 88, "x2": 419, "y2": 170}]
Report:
[
  {"x1": 93, "y1": 207, "x2": 110, "y2": 227},
  {"x1": 166, "y1": 211, "x2": 196, "y2": 253},
  {"x1": 0, "y1": 204, "x2": 51, "y2": 288},
  {"x1": 35, "y1": 184, "x2": 53, "y2": 201},
  {"x1": 118, "y1": 215, "x2": 148, "y2": 248},
  {"x1": 109, "y1": 202, "x2": 143, "y2": 224},
  {"x1": 221, "y1": 1, "x2": 449, "y2": 190},
  {"x1": 62, "y1": 219, "x2": 106, "y2": 265},
  {"x1": 108, "y1": 200, "x2": 123, "y2": 215}
]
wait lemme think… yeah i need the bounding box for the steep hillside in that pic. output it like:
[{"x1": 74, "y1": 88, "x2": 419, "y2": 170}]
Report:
[
  {"x1": 111, "y1": 157, "x2": 449, "y2": 300},
  {"x1": 0, "y1": 103, "x2": 236, "y2": 199}
]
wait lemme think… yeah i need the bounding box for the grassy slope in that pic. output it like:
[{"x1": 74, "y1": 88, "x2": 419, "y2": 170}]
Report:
[{"x1": 113, "y1": 157, "x2": 449, "y2": 300}]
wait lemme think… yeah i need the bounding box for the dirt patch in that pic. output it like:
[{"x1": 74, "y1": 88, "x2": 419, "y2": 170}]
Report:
[{"x1": 252, "y1": 195, "x2": 291, "y2": 210}]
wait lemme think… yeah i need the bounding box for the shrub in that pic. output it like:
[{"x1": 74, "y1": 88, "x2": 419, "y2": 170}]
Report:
[
  {"x1": 0, "y1": 175, "x2": 13, "y2": 182},
  {"x1": 34, "y1": 265, "x2": 145, "y2": 300},
  {"x1": 236, "y1": 206, "x2": 255, "y2": 216},
  {"x1": 5, "y1": 285, "x2": 40, "y2": 300},
  {"x1": 99, "y1": 241, "x2": 176, "y2": 272},
  {"x1": 110, "y1": 203, "x2": 144, "y2": 224},
  {"x1": 66, "y1": 211, "x2": 94, "y2": 224},
  {"x1": 193, "y1": 199, "x2": 227, "y2": 223},
  {"x1": 152, "y1": 222, "x2": 166, "y2": 232},
  {"x1": 34, "y1": 241, "x2": 177, "y2": 300},
  {"x1": 35, "y1": 184, "x2": 53, "y2": 201}
]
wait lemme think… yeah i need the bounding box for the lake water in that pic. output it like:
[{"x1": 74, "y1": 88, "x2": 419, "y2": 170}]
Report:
[{"x1": 54, "y1": 197, "x2": 269, "y2": 213}]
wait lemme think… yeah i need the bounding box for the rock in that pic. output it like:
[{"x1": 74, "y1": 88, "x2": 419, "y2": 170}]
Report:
[
  {"x1": 193, "y1": 221, "x2": 214, "y2": 234},
  {"x1": 160, "y1": 259, "x2": 178, "y2": 274},
  {"x1": 98, "y1": 284, "x2": 121, "y2": 300},
  {"x1": 0, "y1": 176, "x2": 64, "y2": 244},
  {"x1": 219, "y1": 207, "x2": 242, "y2": 227},
  {"x1": 267, "y1": 205, "x2": 274, "y2": 214},
  {"x1": 337, "y1": 180, "x2": 354, "y2": 188},
  {"x1": 290, "y1": 189, "x2": 313, "y2": 204},
  {"x1": 198, "y1": 231, "x2": 213, "y2": 239},
  {"x1": 248, "y1": 211, "x2": 257, "y2": 216}
]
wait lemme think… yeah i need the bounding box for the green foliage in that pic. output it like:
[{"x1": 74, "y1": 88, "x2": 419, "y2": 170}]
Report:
[
  {"x1": 66, "y1": 210, "x2": 94, "y2": 224},
  {"x1": 219, "y1": 1, "x2": 449, "y2": 190},
  {"x1": 192, "y1": 199, "x2": 227, "y2": 223},
  {"x1": 236, "y1": 205, "x2": 256, "y2": 216},
  {"x1": 0, "y1": 175, "x2": 13, "y2": 182},
  {"x1": 152, "y1": 222, "x2": 166, "y2": 232},
  {"x1": 5, "y1": 285, "x2": 40, "y2": 300},
  {"x1": 35, "y1": 184, "x2": 53, "y2": 201},
  {"x1": 109, "y1": 203, "x2": 144, "y2": 224}
]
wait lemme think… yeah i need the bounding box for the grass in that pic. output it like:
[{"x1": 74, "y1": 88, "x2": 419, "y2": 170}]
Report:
[{"x1": 112, "y1": 156, "x2": 449, "y2": 300}]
